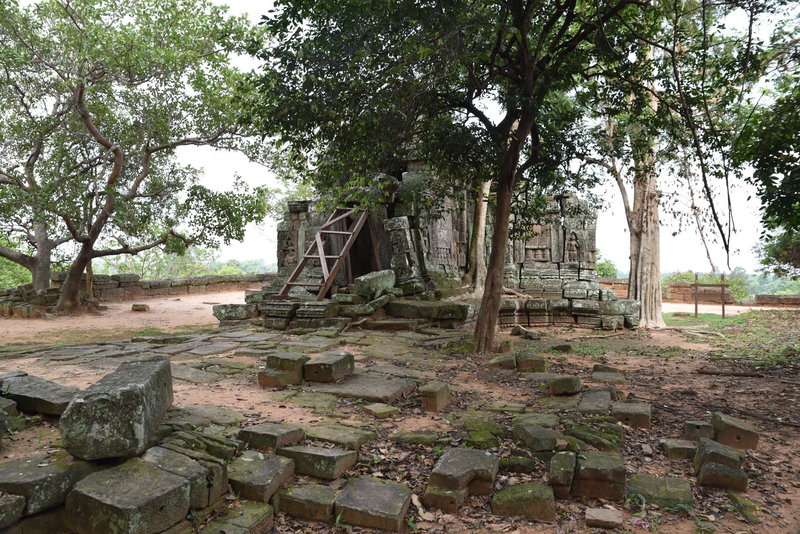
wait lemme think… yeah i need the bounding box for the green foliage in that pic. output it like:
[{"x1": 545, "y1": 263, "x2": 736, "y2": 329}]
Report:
[
  {"x1": 0, "y1": 257, "x2": 31, "y2": 288},
  {"x1": 0, "y1": 0, "x2": 268, "y2": 276},
  {"x1": 95, "y1": 248, "x2": 275, "y2": 279},
  {"x1": 754, "y1": 228, "x2": 800, "y2": 279},
  {"x1": 595, "y1": 251, "x2": 619, "y2": 278}
]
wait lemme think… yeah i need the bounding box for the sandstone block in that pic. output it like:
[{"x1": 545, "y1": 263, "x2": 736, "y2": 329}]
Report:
[
  {"x1": 201, "y1": 501, "x2": 273, "y2": 534},
  {"x1": 1, "y1": 375, "x2": 79, "y2": 415},
  {"x1": 487, "y1": 353, "x2": 516, "y2": 369},
  {"x1": 353, "y1": 270, "x2": 396, "y2": 300},
  {"x1": 684, "y1": 420, "x2": 714, "y2": 441},
  {"x1": 491, "y1": 483, "x2": 555, "y2": 522},
  {"x1": 627, "y1": 474, "x2": 693, "y2": 508},
  {"x1": 258, "y1": 352, "x2": 310, "y2": 386},
  {"x1": 428, "y1": 448, "x2": 499, "y2": 495},
  {"x1": 131, "y1": 304, "x2": 150, "y2": 312},
  {"x1": 304, "y1": 424, "x2": 375, "y2": 450},
  {"x1": 238, "y1": 422, "x2": 304, "y2": 450},
  {"x1": 547, "y1": 375, "x2": 582, "y2": 395},
  {"x1": 64, "y1": 458, "x2": 190, "y2": 534},
  {"x1": 513, "y1": 421, "x2": 560, "y2": 452},
  {"x1": 274, "y1": 484, "x2": 336, "y2": 523},
  {"x1": 419, "y1": 381, "x2": 450, "y2": 412},
  {"x1": 585, "y1": 507, "x2": 624, "y2": 529},
  {"x1": 516, "y1": 353, "x2": 548, "y2": 372},
  {"x1": 549, "y1": 451, "x2": 576, "y2": 499},
  {"x1": 662, "y1": 439, "x2": 697, "y2": 460},
  {"x1": 277, "y1": 446, "x2": 357, "y2": 480},
  {"x1": 611, "y1": 401, "x2": 651, "y2": 429},
  {"x1": 572, "y1": 451, "x2": 626, "y2": 501},
  {"x1": 577, "y1": 386, "x2": 614, "y2": 414},
  {"x1": 60, "y1": 357, "x2": 173, "y2": 460},
  {"x1": 363, "y1": 403, "x2": 399, "y2": 419},
  {"x1": 141, "y1": 446, "x2": 210, "y2": 509},
  {"x1": 693, "y1": 438, "x2": 743, "y2": 474},
  {"x1": 228, "y1": 450, "x2": 294, "y2": 502},
  {"x1": 303, "y1": 351, "x2": 354, "y2": 383},
  {"x1": 712, "y1": 412, "x2": 759, "y2": 450},
  {"x1": 0, "y1": 451, "x2": 97, "y2": 515},
  {"x1": 0, "y1": 493, "x2": 25, "y2": 528},
  {"x1": 334, "y1": 476, "x2": 411, "y2": 532},
  {"x1": 698, "y1": 462, "x2": 749, "y2": 491},
  {"x1": 422, "y1": 485, "x2": 467, "y2": 513}
]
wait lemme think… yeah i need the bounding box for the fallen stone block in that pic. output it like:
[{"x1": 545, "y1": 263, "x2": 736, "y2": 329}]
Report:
[
  {"x1": 389, "y1": 431, "x2": 440, "y2": 446},
  {"x1": 547, "y1": 375, "x2": 582, "y2": 395},
  {"x1": 514, "y1": 421, "x2": 561, "y2": 452},
  {"x1": 334, "y1": 476, "x2": 411, "y2": 532},
  {"x1": 571, "y1": 451, "x2": 626, "y2": 501},
  {"x1": 64, "y1": 458, "x2": 190, "y2": 534},
  {"x1": 142, "y1": 446, "x2": 211, "y2": 509},
  {"x1": 693, "y1": 438, "x2": 743, "y2": 474},
  {"x1": 238, "y1": 422, "x2": 304, "y2": 450},
  {"x1": 491, "y1": 482, "x2": 555, "y2": 522},
  {"x1": 212, "y1": 303, "x2": 257, "y2": 321},
  {"x1": 304, "y1": 424, "x2": 375, "y2": 450},
  {"x1": 200, "y1": 501, "x2": 274, "y2": 534},
  {"x1": 363, "y1": 403, "x2": 399, "y2": 419},
  {"x1": 611, "y1": 401, "x2": 651, "y2": 429},
  {"x1": 419, "y1": 381, "x2": 450, "y2": 412},
  {"x1": 158, "y1": 443, "x2": 228, "y2": 504},
  {"x1": 712, "y1": 412, "x2": 759, "y2": 450},
  {"x1": 516, "y1": 353, "x2": 548, "y2": 372},
  {"x1": 728, "y1": 490, "x2": 762, "y2": 524},
  {"x1": 131, "y1": 304, "x2": 150, "y2": 312},
  {"x1": 1, "y1": 375, "x2": 79, "y2": 415},
  {"x1": 585, "y1": 507, "x2": 624, "y2": 529},
  {"x1": 0, "y1": 397, "x2": 18, "y2": 417},
  {"x1": 662, "y1": 439, "x2": 697, "y2": 460},
  {"x1": 549, "y1": 451, "x2": 576, "y2": 499},
  {"x1": 428, "y1": 448, "x2": 499, "y2": 496},
  {"x1": 577, "y1": 386, "x2": 614, "y2": 414},
  {"x1": 0, "y1": 493, "x2": 25, "y2": 528},
  {"x1": 698, "y1": 461, "x2": 749, "y2": 491},
  {"x1": 60, "y1": 357, "x2": 173, "y2": 460},
  {"x1": 422, "y1": 485, "x2": 467, "y2": 513},
  {"x1": 304, "y1": 373, "x2": 416, "y2": 403},
  {"x1": 303, "y1": 351, "x2": 354, "y2": 383},
  {"x1": 353, "y1": 270, "x2": 396, "y2": 300},
  {"x1": 684, "y1": 420, "x2": 714, "y2": 441},
  {"x1": 0, "y1": 451, "x2": 97, "y2": 515},
  {"x1": 277, "y1": 445, "x2": 357, "y2": 480},
  {"x1": 590, "y1": 371, "x2": 628, "y2": 385},
  {"x1": 627, "y1": 474, "x2": 693, "y2": 509},
  {"x1": 228, "y1": 450, "x2": 294, "y2": 503},
  {"x1": 487, "y1": 353, "x2": 516, "y2": 370},
  {"x1": 274, "y1": 484, "x2": 336, "y2": 523},
  {"x1": 258, "y1": 352, "x2": 310, "y2": 387},
  {"x1": 563, "y1": 424, "x2": 621, "y2": 452}
]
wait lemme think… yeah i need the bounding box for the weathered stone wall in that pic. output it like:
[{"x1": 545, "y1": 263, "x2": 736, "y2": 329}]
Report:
[
  {"x1": 598, "y1": 278, "x2": 629, "y2": 298},
  {"x1": 754, "y1": 294, "x2": 800, "y2": 306},
  {"x1": 598, "y1": 279, "x2": 740, "y2": 304}
]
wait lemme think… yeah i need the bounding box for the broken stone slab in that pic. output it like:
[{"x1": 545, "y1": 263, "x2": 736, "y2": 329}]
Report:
[
  {"x1": 304, "y1": 373, "x2": 416, "y2": 403},
  {"x1": 698, "y1": 462, "x2": 749, "y2": 491},
  {"x1": 491, "y1": 482, "x2": 555, "y2": 522},
  {"x1": 516, "y1": 353, "x2": 548, "y2": 372},
  {"x1": 389, "y1": 431, "x2": 440, "y2": 446},
  {"x1": 611, "y1": 401, "x2": 652, "y2": 429},
  {"x1": 571, "y1": 451, "x2": 626, "y2": 501},
  {"x1": 585, "y1": 507, "x2": 624, "y2": 529},
  {"x1": 712, "y1": 412, "x2": 759, "y2": 450},
  {"x1": 513, "y1": 421, "x2": 561, "y2": 452},
  {"x1": 428, "y1": 448, "x2": 499, "y2": 495},
  {"x1": 177, "y1": 404, "x2": 246, "y2": 426},
  {"x1": 303, "y1": 351, "x2": 354, "y2": 383},
  {"x1": 386, "y1": 299, "x2": 472, "y2": 321},
  {"x1": 510, "y1": 325, "x2": 542, "y2": 340},
  {"x1": 353, "y1": 270, "x2": 396, "y2": 300},
  {"x1": 662, "y1": 439, "x2": 697, "y2": 460},
  {"x1": 238, "y1": 422, "x2": 304, "y2": 450},
  {"x1": 693, "y1": 438, "x2": 744, "y2": 474},
  {"x1": 0, "y1": 397, "x2": 18, "y2": 417},
  {"x1": 0, "y1": 493, "x2": 25, "y2": 529},
  {"x1": 142, "y1": 446, "x2": 211, "y2": 509},
  {"x1": 627, "y1": 474, "x2": 693, "y2": 509},
  {"x1": 157, "y1": 443, "x2": 228, "y2": 504},
  {"x1": 258, "y1": 352, "x2": 310, "y2": 387},
  {"x1": 228, "y1": 450, "x2": 294, "y2": 503},
  {"x1": 590, "y1": 371, "x2": 629, "y2": 385},
  {"x1": 1, "y1": 375, "x2": 79, "y2": 415},
  {"x1": 363, "y1": 403, "x2": 399, "y2": 418},
  {"x1": 187, "y1": 342, "x2": 240, "y2": 356},
  {"x1": 728, "y1": 490, "x2": 762, "y2": 524},
  {"x1": 170, "y1": 364, "x2": 221, "y2": 384},
  {"x1": 334, "y1": 476, "x2": 411, "y2": 533},
  {"x1": 513, "y1": 412, "x2": 559, "y2": 428},
  {"x1": 684, "y1": 420, "x2": 714, "y2": 441},
  {"x1": 0, "y1": 451, "x2": 98, "y2": 515},
  {"x1": 304, "y1": 424, "x2": 376, "y2": 450},
  {"x1": 277, "y1": 445, "x2": 357, "y2": 480},
  {"x1": 65, "y1": 458, "x2": 190, "y2": 534},
  {"x1": 487, "y1": 353, "x2": 516, "y2": 370},
  {"x1": 60, "y1": 357, "x2": 173, "y2": 460},
  {"x1": 422, "y1": 485, "x2": 467, "y2": 513},
  {"x1": 165, "y1": 430, "x2": 242, "y2": 461},
  {"x1": 547, "y1": 375, "x2": 582, "y2": 395},
  {"x1": 563, "y1": 424, "x2": 620, "y2": 452},
  {"x1": 549, "y1": 451, "x2": 576, "y2": 499},
  {"x1": 577, "y1": 386, "x2": 614, "y2": 414},
  {"x1": 419, "y1": 381, "x2": 450, "y2": 412},
  {"x1": 274, "y1": 484, "x2": 336, "y2": 523}
]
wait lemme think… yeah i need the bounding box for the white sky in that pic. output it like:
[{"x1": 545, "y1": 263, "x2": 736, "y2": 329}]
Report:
[{"x1": 193, "y1": 0, "x2": 765, "y2": 274}]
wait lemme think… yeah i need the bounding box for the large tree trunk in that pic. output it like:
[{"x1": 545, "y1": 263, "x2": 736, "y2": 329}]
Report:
[
  {"x1": 31, "y1": 222, "x2": 52, "y2": 292},
  {"x1": 56, "y1": 246, "x2": 93, "y2": 312},
  {"x1": 463, "y1": 180, "x2": 491, "y2": 290}
]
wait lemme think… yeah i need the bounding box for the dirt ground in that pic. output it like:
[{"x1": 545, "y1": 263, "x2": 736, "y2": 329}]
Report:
[{"x1": 1, "y1": 299, "x2": 798, "y2": 534}]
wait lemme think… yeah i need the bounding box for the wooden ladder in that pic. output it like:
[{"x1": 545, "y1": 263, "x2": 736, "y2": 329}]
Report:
[{"x1": 276, "y1": 207, "x2": 371, "y2": 301}]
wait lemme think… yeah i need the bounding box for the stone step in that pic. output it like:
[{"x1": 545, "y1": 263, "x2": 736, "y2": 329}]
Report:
[
  {"x1": 334, "y1": 476, "x2": 411, "y2": 533},
  {"x1": 361, "y1": 318, "x2": 423, "y2": 331},
  {"x1": 228, "y1": 451, "x2": 294, "y2": 502},
  {"x1": 142, "y1": 446, "x2": 213, "y2": 510},
  {"x1": 304, "y1": 374, "x2": 416, "y2": 403},
  {"x1": 1, "y1": 375, "x2": 78, "y2": 415},
  {"x1": 277, "y1": 445, "x2": 357, "y2": 480},
  {"x1": 198, "y1": 501, "x2": 274, "y2": 534},
  {"x1": 571, "y1": 451, "x2": 626, "y2": 501},
  {"x1": 65, "y1": 458, "x2": 190, "y2": 534},
  {"x1": 257, "y1": 352, "x2": 309, "y2": 387},
  {"x1": 61, "y1": 357, "x2": 173, "y2": 460},
  {"x1": 304, "y1": 424, "x2": 376, "y2": 450}
]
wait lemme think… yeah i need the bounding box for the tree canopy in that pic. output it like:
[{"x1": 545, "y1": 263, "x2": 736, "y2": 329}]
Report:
[{"x1": 0, "y1": 0, "x2": 269, "y2": 305}]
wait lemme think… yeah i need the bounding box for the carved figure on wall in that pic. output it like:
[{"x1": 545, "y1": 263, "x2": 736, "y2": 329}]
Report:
[{"x1": 565, "y1": 232, "x2": 580, "y2": 263}]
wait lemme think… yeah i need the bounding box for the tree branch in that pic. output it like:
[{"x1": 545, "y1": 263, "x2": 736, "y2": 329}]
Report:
[{"x1": 0, "y1": 244, "x2": 34, "y2": 269}]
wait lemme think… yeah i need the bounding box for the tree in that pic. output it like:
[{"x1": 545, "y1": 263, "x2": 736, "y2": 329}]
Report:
[
  {"x1": 0, "y1": 0, "x2": 269, "y2": 310},
  {"x1": 247, "y1": 0, "x2": 651, "y2": 351}
]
